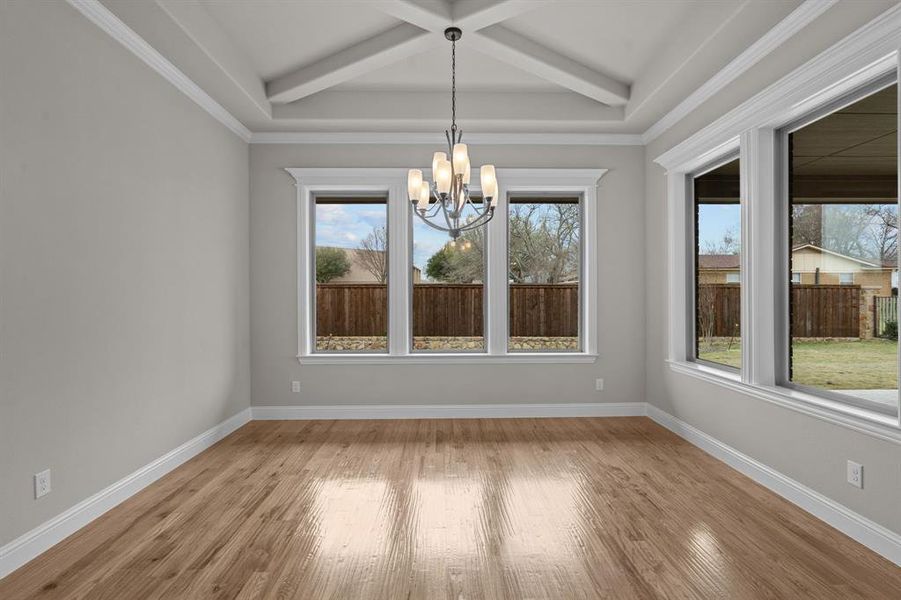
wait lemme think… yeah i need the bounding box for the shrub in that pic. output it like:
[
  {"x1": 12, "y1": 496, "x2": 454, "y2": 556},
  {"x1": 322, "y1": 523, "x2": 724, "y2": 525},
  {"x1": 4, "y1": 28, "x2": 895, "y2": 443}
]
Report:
[{"x1": 881, "y1": 320, "x2": 897, "y2": 340}]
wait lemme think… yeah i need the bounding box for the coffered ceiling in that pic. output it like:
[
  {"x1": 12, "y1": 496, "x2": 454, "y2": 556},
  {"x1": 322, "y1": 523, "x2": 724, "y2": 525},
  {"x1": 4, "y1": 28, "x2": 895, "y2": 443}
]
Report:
[{"x1": 95, "y1": 0, "x2": 829, "y2": 138}]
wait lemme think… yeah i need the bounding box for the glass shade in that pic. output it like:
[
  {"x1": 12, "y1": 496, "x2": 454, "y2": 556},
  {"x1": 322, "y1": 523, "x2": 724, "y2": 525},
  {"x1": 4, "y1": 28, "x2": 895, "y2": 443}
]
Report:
[
  {"x1": 480, "y1": 165, "x2": 497, "y2": 201},
  {"x1": 436, "y1": 160, "x2": 452, "y2": 194},
  {"x1": 407, "y1": 169, "x2": 422, "y2": 201},
  {"x1": 452, "y1": 144, "x2": 469, "y2": 172},
  {"x1": 432, "y1": 152, "x2": 446, "y2": 177},
  {"x1": 417, "y1": 181, "x2": 430, "y2": 209}
]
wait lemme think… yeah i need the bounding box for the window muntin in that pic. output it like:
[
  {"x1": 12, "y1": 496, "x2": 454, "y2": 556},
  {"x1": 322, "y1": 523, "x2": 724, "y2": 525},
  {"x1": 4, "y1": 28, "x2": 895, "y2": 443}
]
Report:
[
  {"x1": 693, "y1": 158, "x2": 742, "y2": 369},
  {"x1": 786, "y1": 83, "x2": 898, "y2": 414},
  {"x1": 313, "y1": 196, "x2": 389, "y2": 353},
  {"x1": 508, "y1": 196, "x2": 582, "y2": 352},
  {"x1": 411, "y1": 198, "x2": 486, "y2": 352}
]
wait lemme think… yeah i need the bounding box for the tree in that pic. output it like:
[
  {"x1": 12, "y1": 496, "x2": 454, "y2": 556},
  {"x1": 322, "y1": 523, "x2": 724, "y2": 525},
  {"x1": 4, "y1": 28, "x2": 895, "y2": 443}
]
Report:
[
  {"x1": 315, "y1": 247, "x2": 350, "y2": 283},
  {"x1": 425, "y1": 246, "x2": 453, "y2": 281},
  {"x1": 508, "y1": 203, "x2": 580, "y2": 283},
  {"x1": 703, "y1": 229, "x2": 740, "y2": 255},
  {"x1": 357, "y1": 225, "x2": 388, "y2": 283}
]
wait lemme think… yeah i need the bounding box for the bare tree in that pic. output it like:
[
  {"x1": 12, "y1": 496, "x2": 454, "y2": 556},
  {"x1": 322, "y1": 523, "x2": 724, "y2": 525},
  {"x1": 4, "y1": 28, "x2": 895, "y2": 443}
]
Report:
[
  {"x1": 865, "y1": 204, "x2": 898, "y2": 264},
  {"x1": 357, "y1": 225, "x2": 388, "y2": 283}
]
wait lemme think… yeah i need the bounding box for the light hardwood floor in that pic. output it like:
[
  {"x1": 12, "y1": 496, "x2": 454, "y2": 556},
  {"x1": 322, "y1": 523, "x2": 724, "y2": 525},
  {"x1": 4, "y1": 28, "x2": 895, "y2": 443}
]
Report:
[{"x1": 1, "y1": 417, "x2": 899, "y2": 599}]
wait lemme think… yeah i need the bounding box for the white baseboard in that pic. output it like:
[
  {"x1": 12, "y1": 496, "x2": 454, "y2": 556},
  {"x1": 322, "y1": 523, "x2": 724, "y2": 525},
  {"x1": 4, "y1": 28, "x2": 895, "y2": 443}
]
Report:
[
  {"x1": 0, "y1": 408, "x2": 252, "y2": 580},
  {"x1": 251, "y1": 402, "x2": 646, "y2": 420},
  {"x1": 646, "y1": 404, "x2": 901, "y2": 566}
]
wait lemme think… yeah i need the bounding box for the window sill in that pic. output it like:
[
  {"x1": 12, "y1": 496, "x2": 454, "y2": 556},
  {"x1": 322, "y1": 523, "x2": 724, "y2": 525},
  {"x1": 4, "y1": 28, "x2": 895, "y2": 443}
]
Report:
[
  {"x1": 298, "y1": 353, "x2": 598, "y2": 365},
  {"x1": 666, "y1": 360, "x2": 901, "y2": 444}
]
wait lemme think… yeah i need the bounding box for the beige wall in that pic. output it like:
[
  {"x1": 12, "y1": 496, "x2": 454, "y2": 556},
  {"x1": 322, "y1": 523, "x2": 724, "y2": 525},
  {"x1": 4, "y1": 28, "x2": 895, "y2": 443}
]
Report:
[
  {"x1": 645, "y1": 0, "x2": 901, "y2": 535},
  {"x1": 251, "y1": 144, "x2": 646, "y2": 408},
  {"x1": 0, "y1": 1, "x2": 250, "y2": 545}
]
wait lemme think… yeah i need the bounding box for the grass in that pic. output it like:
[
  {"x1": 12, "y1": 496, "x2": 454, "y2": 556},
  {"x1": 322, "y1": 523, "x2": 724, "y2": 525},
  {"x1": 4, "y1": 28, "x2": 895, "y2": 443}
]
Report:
[{"x1": 699, "y1": 338, "x2": 898, "y2": 389}]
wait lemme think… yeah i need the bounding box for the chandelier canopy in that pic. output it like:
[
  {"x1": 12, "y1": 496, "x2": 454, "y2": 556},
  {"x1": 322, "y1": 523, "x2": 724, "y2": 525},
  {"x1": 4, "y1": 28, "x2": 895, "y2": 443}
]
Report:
[{"x1": 407, "y1": 27, "x2": 497, "y2": 241}]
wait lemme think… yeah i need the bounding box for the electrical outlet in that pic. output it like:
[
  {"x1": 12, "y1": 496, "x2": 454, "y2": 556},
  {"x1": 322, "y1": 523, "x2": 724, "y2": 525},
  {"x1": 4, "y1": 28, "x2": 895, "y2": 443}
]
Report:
[
  {"x1": 291, "y1": 380, "x2": 301, "y2": 393},
  {"x1": 34, "y1": 469, "x2": 51, "y2": 499},
  {"x1": 595, "y1": 378, "x2": 604, "y2": 391},
  {"x1": 847, "y1": 460, "x2": 863, "y2": 489}
]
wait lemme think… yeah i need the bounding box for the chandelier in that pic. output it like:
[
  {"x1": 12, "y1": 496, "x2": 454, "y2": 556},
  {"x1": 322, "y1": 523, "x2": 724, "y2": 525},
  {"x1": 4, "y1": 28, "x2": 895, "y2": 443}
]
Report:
[{"x1": 407, "y1": 27, "x2": 498, "y2": 241}]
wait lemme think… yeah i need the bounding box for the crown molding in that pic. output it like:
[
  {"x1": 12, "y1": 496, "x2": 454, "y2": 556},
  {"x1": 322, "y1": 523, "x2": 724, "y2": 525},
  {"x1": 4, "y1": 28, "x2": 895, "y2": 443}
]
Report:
[
  {"x1": 655, "y1": 3, "x2": 901, "y2": 171},
  {"x1": 641, "y1": 0, "x2": 840, "y2": 145},
  {"x1": 65, "y1": 0, "x2": 252, "y2": 142},
  {"x1": 250, "y1": 131, "x2": 643, "y2": 145}
]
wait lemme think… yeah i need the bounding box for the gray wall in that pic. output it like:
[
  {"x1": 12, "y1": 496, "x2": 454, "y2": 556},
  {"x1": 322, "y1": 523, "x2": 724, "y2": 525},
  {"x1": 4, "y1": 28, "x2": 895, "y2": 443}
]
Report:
[
  {"x1": 0, "y1": 1, "x2": 250, "y2": 545},
  {"x1": 644, "y1": 0, "x2": 901, "y2": 534},
  {"x1": 250, "y1": 144, "x2": 645, "y2": 408}
]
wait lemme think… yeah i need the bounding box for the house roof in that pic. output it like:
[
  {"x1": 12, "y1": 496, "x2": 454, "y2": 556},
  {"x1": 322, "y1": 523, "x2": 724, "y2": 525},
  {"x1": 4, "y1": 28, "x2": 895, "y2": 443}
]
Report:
[
  {"x1": 791, "y1": 244, "x2": 885, "y2": 269},
  {"x1": 697, "y1": 254, "x2": 740, "y2": 270}
]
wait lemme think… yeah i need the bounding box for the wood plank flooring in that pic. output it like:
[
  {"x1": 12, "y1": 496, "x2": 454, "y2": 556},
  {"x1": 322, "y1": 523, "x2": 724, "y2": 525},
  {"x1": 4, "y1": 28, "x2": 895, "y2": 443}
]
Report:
[{"x1": 1, "y1": 417, "x2": 898, "y2": 599}]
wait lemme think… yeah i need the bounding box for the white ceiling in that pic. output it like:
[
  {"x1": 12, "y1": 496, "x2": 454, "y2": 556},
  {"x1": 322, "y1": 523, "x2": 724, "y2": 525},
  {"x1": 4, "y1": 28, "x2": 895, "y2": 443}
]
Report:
[{"x1": 99, "y1": 0, "x2": 818, "y2": 137}]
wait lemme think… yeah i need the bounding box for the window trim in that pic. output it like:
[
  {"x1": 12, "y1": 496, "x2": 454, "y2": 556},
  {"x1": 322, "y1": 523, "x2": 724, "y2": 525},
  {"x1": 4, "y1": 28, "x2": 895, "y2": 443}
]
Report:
[
  {"x1": 658, "y1": 21, "x2": 901, "y2": 437},
  {"x1": 287, "y1": 168, "x2": 605, "y2": 365}
]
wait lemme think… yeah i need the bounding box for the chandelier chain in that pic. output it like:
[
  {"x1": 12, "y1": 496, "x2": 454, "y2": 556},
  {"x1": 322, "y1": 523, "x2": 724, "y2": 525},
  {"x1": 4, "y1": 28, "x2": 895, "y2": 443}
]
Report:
[{"x1": 451, "y1": 37, "x2": 456, "y2": 135}]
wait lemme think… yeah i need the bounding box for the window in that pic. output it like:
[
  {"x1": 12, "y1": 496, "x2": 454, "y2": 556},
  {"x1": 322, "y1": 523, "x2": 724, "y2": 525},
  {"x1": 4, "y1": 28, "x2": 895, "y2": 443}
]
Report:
[
  {"x1": 508, "y1": 197, "x2": 581, "y2": 352},
  {"x1": 411, "y1": 198, "x2": 485, "y2": 352},
  {"x1": 785, "y1": 83, "x2": 898, "y2": 413},
  {"x1": 792, "y1": 272, "x2": 802, "y2": 284},
  {"x1": 313, "y1": 195, "x2": 388, "y2": 353},
  {"x1": 290, "y1": 168, "x2": 603, "y2": 363},
  {"x1": 693, "y1": 157, "x2": 741, "y2": 369}
]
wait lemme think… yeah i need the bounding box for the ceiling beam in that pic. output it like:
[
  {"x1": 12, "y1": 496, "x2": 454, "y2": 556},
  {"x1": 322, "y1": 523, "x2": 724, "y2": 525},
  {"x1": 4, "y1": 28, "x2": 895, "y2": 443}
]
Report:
[
  {"x1": 452, "y1": 0, "x2": 541, "y2": 29},
  {"x1": 470, "y1": 25, "x2": 630, "y2": 106},
  {"x1": 266, "y1": 23, "x2": 437, "y2": 104},
  {"x1": 271, "y1": 90, "x2": 624, "y2": 130},
  {"x1": 156, "y1": 0, "x2": 270, "y2": 118},
  {"x1": 370, "y1": 0, "x2": 452, "y2": 32}
]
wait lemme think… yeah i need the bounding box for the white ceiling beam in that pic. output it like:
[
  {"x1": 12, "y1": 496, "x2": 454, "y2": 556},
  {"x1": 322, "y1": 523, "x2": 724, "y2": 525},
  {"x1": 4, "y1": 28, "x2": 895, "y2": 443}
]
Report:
[
  {"x1": 266, "y1": 23, "x2": 438, "y2": 104},
  {"x1": 270, "y1": 90, "x2": 624, "y2": 130},
  {"x1": 452, "y1": 0, "x2": 542, "y2": 30},
  {"x1": 156, "y1": 0, "x2": 270, "y2": 118},
  {"x1": 370, "y1": 0, "x2": 452, "y2": 33},
  {"x1": 470, "y1": 25, "x2": 630, "y2": 106}
]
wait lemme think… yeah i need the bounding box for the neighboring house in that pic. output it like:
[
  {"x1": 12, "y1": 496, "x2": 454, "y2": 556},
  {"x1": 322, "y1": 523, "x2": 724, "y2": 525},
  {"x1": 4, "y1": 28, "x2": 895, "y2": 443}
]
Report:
[
  {"x1": 321, "y1": 247, "x2": 422, "y2": 283},
  {"x1": 699, "y1": 244, "x2": 896, "y2": 295}
]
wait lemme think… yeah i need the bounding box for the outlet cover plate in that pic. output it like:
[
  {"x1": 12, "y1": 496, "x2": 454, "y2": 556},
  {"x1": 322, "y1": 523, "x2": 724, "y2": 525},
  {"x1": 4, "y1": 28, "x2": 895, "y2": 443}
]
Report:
[
  {"x1": 847, "y1": 460, "x2": 863, "y2": 489},
  {"x1": 35, "y1": 469, "x2": 51, "y2": 498}
]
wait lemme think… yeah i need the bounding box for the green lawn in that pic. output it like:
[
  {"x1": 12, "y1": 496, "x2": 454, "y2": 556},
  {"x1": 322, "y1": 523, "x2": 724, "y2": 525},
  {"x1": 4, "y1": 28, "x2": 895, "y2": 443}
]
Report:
[{"x1": 700, "y1": 338, "x2": 898, "y2": 390}]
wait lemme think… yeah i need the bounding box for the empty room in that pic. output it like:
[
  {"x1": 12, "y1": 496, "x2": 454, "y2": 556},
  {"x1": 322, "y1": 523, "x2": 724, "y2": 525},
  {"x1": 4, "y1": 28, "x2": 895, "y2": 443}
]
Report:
[{"x1": 2, "y1": 0, "x2": 901, "y2": 598}]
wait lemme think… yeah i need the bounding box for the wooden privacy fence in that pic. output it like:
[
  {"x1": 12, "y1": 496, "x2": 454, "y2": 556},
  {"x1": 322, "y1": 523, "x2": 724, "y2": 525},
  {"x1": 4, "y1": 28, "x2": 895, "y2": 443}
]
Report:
[
  {"x1": 874, "y1": 296, "x2": 898, "y2": 336},
  {"x1": 697, "y1": 284, "x2": 861, "y2": 338},
  {"x1": 316, "y1": 283, "x2": 578, "y2": 337}
]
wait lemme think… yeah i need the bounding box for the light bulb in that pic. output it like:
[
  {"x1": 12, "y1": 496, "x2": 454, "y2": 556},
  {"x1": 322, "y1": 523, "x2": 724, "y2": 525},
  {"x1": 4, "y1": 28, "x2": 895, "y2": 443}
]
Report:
[
  {"x1": 436, "y1": 159, "x2": 452, "y2": 194},
  {"x1": 417, "y1": 181, "x2": 430, "y2": 210},
  {"x1": 407, "y1": 169, "x2": 422, "y2": 201},
  {"x1": 480, "y1": 164, "x2": 497, "y2": 202},
  {"x1": 432, "y1": 152, "x2": 446, "y2": 177},
  {"x1": 452, "y1": 144, "x2": 469, "y2": 173}
]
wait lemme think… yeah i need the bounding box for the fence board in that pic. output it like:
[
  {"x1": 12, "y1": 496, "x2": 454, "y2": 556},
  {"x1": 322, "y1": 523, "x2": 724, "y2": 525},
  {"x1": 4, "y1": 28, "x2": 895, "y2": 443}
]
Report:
[
  {"x1": 697, "y1": 284, "x2": 861, "y2": 338},
  {"x1": 316, "y1": 283, "x2": 579, "y2": 337}
]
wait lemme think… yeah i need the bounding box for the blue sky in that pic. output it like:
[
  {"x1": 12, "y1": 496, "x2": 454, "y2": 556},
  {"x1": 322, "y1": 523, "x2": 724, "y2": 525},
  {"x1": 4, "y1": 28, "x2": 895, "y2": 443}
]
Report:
[
  {"x1": 698, "y1": 204, "x2": 740, "y2": 252},
  {"x1": 314, "y1": 202, "x2": 455, "y2": 276}
]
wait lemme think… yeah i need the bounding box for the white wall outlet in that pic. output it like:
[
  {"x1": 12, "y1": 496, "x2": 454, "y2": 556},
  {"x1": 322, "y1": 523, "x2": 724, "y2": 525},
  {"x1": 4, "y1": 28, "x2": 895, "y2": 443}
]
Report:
[
  {"x1": 34, "y1": 469, "x2": 51, "y2": 498},
  {"x1": 847, "y1": 460, "x2": 863, "y2": 489},
  {"x1": 291, "y1": 380, "x2": 301, "y2": 393},
  {"x1": 595, "y1": 378, "x2": 604, "y2": 391}
]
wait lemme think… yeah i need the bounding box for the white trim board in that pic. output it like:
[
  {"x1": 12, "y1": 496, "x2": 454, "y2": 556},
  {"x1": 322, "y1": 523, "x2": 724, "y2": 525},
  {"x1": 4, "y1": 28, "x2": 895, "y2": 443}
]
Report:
[
  {"x1": 250, "y1": 132, "x2": 644, "y2": 146},
  {"x1": 641, "y1": 0, "x2": 840, "y2": 144},
  {"x1": 251, "y1": 403, "x2": 644, "y2": 420},
  {"x1": 646, "y1": 404, "x2": 901, "y2": 567},
  {"x1": 0, "y1": 408, "x2": 252, "y2": 580},
  {"x1": 64, "y1": 0, "x2": 252, "y2": 142}
]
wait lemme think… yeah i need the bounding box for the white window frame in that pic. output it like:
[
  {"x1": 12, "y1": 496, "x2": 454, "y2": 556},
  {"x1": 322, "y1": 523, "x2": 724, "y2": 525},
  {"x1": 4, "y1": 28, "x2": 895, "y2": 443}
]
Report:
[
  {"x1": 657, "y1": 7, "x2": 901, "y2": 441},
  {"x1": 287, "y1": 168, "x2": 605, "y2": 365}
]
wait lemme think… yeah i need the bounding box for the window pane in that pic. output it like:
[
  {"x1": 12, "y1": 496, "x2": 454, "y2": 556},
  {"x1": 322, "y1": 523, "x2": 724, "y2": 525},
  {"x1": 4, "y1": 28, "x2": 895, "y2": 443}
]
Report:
[
  {"x1": 411, "y1": 200, "x2": 485, "y2": 352},
  {"x1": 313, "y1": 196, "x2": 388, "y2": 352},
  {"x1": 788, "y1": 84, "x2": 898, "y2": 413},
  {"x1": 694, "y1": 158, "x2": 741, "y2": 368},
  {"x1": 508, "y1": 197, "x2": 581, "y2": 352}
]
